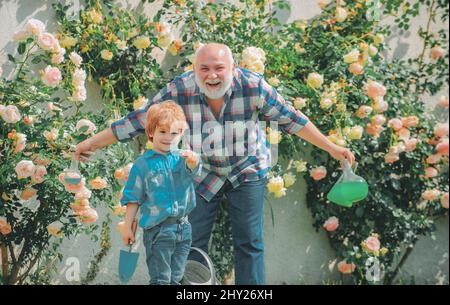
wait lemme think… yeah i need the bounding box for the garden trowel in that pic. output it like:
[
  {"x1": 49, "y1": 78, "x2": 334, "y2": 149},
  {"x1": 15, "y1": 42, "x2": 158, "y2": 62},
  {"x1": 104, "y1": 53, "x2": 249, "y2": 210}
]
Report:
[{"x1": 119, "y1": 219, "x2": 139, "y2": 283}]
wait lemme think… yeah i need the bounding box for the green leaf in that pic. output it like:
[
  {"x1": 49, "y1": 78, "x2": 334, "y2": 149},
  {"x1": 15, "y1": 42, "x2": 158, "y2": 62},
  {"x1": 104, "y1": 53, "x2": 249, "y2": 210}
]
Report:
[
  {"x1": 18, "y1": 42, "x2": 26, "y2": 55},
  {"x1": 8, "y1": 54, "x2": 15, "y2": 63}
]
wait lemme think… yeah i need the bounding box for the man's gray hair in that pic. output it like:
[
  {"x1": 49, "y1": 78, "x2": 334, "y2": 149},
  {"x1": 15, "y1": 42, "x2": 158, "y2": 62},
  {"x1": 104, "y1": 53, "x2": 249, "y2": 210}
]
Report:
[{"x1": 194, "y1": 43, "x2": 235, "y2": 65}]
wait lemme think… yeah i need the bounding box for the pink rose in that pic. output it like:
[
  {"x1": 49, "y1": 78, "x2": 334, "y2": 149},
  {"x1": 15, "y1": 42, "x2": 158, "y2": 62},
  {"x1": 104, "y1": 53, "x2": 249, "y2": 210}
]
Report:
[
  {"x1": 69, "y1": 52, "x2": 83, "y2": 67},
  {"x1": 323, "y1": 217, "x2": 339, "y2": 232},
  {"x1": 365, "y1": 80, "x2": 386, "y2": 100},
  {"x1": 404, "y1": 138, "x2": 419, "y2": 152},
  {"x1": 76, "y1": 119, "x2": 97, "y2": 135},
  {"x1": 25, "y1": 18, "x2": 45, "y2": 36},
  {"x1": 38, "y1": 33, "x2": 58, "y2": 51},
  {"x1": 338, "y1": 260, "x2": 356, "y2": 274},
  {"x1": 13, "y1": 30, "x2": 29, "y2": 41},
  {"x1": 438, "y1": 96, "x2": 449, "y2": 109},
  {"x1": 424, "y1": 167, "x2": 438, "y2": 179},
  {"x1": 436, "y1": 138, "x2": 449, "y2": 156},
  {"x1": 430, "y1": 46, "x2": 445, "y2": 60},
  {"x1": 15, "y1": 160, "x2": 36, "y2": 179},
  {"x1": 310, "y1": 166, "x2": 327, "y2": 181},
  {"x1": 422, "y1": 189, "x2": 440, "y2": 201},
  {"x1": 441, "y1": 193, "x2": 449, "y2": 209},
  {"x1": 401, "y1": 116, "x2": 419, "y2": 128},
  {"x1": 51, "y1": 49, "x2": 66, "y2": 65},
  {"x1": 388, "y1": 118, "x2": 403, "y2": 131},
  {"x1": 434, "y1": 123, "x2": 449, "y2": 138},
  {"x1": 72, "y1": 86, "x2": 87, "y2": 102},
  {"x1": 1, "y1": 105, "x2": 21, "y2": 124},
  {"x1": 41, "y1": 66, "x2": 62, "y2": 87},
  {"x1": 362, "y1": 235, "x2": 381, "y2": 253},
  {"x1": 389, "y1": 143, "x2": 406, "y2": 155}
]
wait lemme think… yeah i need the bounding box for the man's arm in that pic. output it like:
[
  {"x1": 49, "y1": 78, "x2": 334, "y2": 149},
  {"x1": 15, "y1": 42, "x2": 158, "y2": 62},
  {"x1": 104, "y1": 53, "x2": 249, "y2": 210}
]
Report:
[
  {"x1": 74, "y1": 81, "x2": 176, "y2": 161},
  {"x1": 296, "y1": 121, "x2": 355, "y2": 165}
]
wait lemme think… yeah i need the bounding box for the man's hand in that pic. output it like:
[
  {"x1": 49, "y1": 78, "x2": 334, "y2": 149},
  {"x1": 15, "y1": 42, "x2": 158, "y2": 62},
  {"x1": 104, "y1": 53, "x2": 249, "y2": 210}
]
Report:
[
  {"x1": 181, "y1": 150, "x2": 200, "y2": 170},
  {"x1": 74, "y1": 138, "x2": 96, "y2": 163},
  {"x1": 328, "y1": 144, "x2": 356, "y2": 166}
]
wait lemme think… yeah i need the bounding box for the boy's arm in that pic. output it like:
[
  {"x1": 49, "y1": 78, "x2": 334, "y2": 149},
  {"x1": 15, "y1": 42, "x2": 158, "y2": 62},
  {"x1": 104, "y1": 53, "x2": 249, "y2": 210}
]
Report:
[{"x1": 181, "y1": 150, "x2": 202, "y2": 177}]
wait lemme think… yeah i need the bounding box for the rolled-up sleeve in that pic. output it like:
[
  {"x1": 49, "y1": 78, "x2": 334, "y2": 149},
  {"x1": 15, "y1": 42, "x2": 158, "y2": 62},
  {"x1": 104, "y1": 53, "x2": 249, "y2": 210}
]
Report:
[
  {"x1": 111, "y1": 82, "x2": 174, "y2": 142},
  {"x1": 120, "y1": 165, "x2": 145, "y2": 206},
  {"x1": 259, "y1": 78, "x2": 309, "y2": 135}
]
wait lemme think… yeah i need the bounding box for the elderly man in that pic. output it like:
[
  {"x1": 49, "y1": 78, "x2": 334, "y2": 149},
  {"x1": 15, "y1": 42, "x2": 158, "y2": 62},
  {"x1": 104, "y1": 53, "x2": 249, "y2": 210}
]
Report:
[{"x1": 75, "y1": 43, "x2": 355, "y2": 285}]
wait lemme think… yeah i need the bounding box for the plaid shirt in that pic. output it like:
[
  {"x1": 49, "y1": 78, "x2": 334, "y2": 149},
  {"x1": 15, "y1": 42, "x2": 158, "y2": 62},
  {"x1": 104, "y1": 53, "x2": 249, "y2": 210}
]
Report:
[{"x1": 111, "y1": 68, "x2": 309, "y2": 202}]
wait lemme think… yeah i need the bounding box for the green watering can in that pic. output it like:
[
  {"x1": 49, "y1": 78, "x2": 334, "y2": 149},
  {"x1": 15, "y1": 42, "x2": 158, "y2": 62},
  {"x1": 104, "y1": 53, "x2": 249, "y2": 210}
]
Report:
[{"x1": 327, "y1": 160, "x2": 369, "y2": 207}]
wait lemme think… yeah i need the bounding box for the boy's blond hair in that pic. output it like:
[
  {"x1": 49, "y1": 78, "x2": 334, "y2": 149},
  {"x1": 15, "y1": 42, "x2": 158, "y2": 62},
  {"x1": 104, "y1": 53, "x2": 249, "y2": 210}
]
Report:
[{"x1": 145, "y1": 101, "x2": 188, "y2": 141}]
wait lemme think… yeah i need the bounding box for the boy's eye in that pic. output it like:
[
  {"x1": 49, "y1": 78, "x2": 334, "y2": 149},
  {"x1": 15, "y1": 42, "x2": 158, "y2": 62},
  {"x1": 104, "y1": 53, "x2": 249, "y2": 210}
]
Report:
[{"x1": 171, "y1": 132, "x2": 179, "y2": 136}]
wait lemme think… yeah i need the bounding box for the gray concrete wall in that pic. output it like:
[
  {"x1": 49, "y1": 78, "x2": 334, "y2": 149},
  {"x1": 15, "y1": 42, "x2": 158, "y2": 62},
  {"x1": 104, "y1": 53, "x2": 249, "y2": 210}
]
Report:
[{"x1": 0, "y1": 0, "x2": 448, "y2": 285}]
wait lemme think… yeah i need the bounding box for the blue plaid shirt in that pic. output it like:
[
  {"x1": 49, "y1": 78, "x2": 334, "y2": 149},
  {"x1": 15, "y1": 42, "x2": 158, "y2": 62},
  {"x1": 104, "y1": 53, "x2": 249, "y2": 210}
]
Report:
[
  {"x1": 120, "y1": 149, "x2": 202, "y2": 229},
  {"x1": 112, "y1": 68, "x2": 309, "y2": 202}
]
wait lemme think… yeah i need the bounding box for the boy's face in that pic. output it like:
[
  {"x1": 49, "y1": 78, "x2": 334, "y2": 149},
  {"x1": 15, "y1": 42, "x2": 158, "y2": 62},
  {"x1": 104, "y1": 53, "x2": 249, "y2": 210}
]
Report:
[{"x1": 150, "y1": 124, "x2": 183, "y2": 153}]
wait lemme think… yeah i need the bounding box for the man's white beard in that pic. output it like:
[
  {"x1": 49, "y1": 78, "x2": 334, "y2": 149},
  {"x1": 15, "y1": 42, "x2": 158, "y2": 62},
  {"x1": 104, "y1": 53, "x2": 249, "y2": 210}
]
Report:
[{"x1": 195, "y1": 72, "x2": 233, "y2": 100}]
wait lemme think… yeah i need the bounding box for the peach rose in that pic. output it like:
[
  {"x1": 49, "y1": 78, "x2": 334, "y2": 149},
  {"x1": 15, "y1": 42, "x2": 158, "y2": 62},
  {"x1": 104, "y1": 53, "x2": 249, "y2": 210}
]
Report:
[
  {"x1": 434, "y1": 123, "x2": 449, "y2": 138},
  {"x1": 307, "y1": 72, "x2": 324, "y2": 89},
  {"x1": 77, "y1": 208, "x2": 98, "y2": 223},
  {"x1": 436, "y1": 138, "x2": 449, "y2": 156},
  {"x1": 362, "y1": 235, "x2": 381, "y2": 254},
  {"x1": 15, "y1": 160, "x2": 36, "y2": 179},
  {"x1": 366, "y1": 123, "x2": 383, "y2": 138},
  {"x1": 427, "y1": 153, "x2": 442, "y2": 164},
  {"x1": 401, "y1": 116, "x2": 419, "y2": 128},
  {"x1": 123, "y1": 163, "x2": 134, "y2": 181},
  {"x1": 13, "y1": 30, "x2": 29, "y2": 41},
  {"x1": 402, "y1": 138, "x2": 418, "y2": 152},
  {"x1": 424, "y1": 167, "x2": 438, "y2": 179},
  {"x1": 397, "y1": 128, "x2": 411, "y2": 140},
  {"x1": 348, "y1": 63, "x2": 364, "y2": 75},
  {"x1": 371, "y1": 114, "x2": 386, "y2": 126},
  {"x1": 388, "y1": 118, "x2": 403, "y2": 131},
  {"x1": 323, "y1": 217, "x2": 339, "y2": 232},
  {"x1": 372, "y1": 97, "x2": 389, "y2": 113},
  {"x1": 356, "y1": 105, "x2": 373, "y2": 119},
  {"x1": 114, "y1": 168, "x2": 125, "y2": 180},
  {"x1": 422, "y1": 189, "x2": 440, "y2": 201},
  {"x1": 365, "y1": 80, "x2": 386, "y2": 100},
  {"x1": 89, "y1": 177, "x2": 108, "y2": 190},
  {"x1": 31, "y1": 165, "x2": 47, "y2": 184},
  {"x1": 1, "y1": 105, "x2": 21, "y2": 124},
  {"x1": 75, "y1": 187, "x2": 92, "y2": 200},
  {"x1": 384, "y1": 153, "x2": 399, "y2": 164},
  {"x1": 72, "y1": 68, "x2": 87, "y2": 87},
  {"x1": 310, "y1": 166, "x2": 327, "y2": 181},
  {"x1": 70, "y1": 199, "x2": 90, "y2": 213},
  {"x1": 441, "y1": 193, "x2": 449, "y2": 209},
  {"x1": 389, "y1": 143, "x2": 406, "y2": 155},
  {"x1": 41, "y1": 66, "x2": 62, "y2": 87},
  {"x1": 430, "y1": 46, "x2": 445, "y2": 60},
  {"x1": 438, "y1": 96, "x2": 449, "y2": 109},
  {"x1": 338, "y1": 260, "x2": 356, "y2": 274},
  {"x1": 20, "y1": 187, "x2": 38, "y2": 201}
]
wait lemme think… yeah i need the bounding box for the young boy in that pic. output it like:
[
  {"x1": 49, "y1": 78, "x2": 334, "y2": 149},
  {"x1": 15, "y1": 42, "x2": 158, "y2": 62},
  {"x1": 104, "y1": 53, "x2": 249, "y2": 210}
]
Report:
[{"x1": 120, "y1": 100, "x2": 201, "y2": 285}]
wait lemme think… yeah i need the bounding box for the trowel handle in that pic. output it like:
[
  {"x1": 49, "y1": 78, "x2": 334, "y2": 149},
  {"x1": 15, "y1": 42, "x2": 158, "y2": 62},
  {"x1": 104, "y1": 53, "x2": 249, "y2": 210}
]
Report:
[{"x1": 128, "y1": 219, "x2": 138, "y2": 251}]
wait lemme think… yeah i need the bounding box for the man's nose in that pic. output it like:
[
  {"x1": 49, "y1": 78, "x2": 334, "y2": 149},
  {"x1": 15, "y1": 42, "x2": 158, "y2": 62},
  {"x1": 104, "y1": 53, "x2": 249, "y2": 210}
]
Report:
[{"x1": 209, "y1": 73, "x2": 218, "y2": 79}]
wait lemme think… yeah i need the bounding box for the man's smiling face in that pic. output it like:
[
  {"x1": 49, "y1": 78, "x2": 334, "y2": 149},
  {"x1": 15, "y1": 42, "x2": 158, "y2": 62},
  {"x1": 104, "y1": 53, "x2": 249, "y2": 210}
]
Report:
[{"x1": 194, "y1": 44, "x2": 235, "y2": 100}]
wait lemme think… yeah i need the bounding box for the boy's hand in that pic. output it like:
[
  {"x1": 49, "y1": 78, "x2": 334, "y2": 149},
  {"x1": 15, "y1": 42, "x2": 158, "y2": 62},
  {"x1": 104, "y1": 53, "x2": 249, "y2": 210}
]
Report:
[
  {"x1": 181, "y1": 150, "x2": 200, "y2": 170},
  {"x1": 119, "y1": 219, "x2": 137, "y2": 246}
]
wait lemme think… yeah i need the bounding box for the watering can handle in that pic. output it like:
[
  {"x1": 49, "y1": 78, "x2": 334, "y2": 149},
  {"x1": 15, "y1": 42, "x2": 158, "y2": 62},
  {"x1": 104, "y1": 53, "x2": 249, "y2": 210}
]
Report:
[{"x1": 190, "y1": 247, "x2": 216, "y2": 284}]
